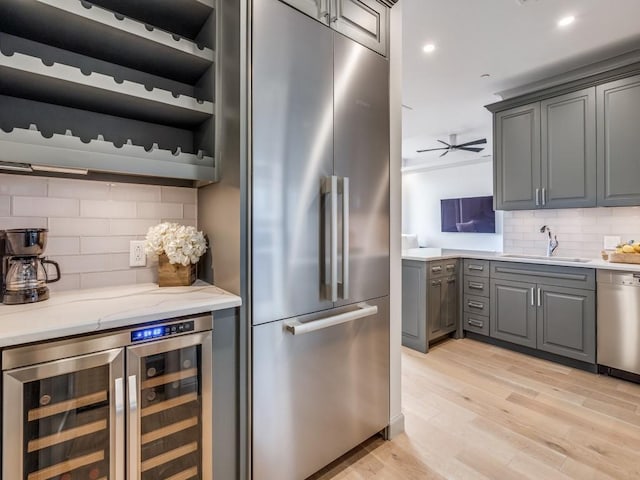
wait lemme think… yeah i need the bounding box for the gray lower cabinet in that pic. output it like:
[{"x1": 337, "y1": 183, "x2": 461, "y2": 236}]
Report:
[
  {"x1": 401, "y1": 260, "x2": 427, "y2": 352},
  {"x1": 279, "y1": 0, "x2": 389, "y2": 56},
  {"x1": 537, "y1": 285, "x2": 596, "y2": 363},
  {"x1": 401, "y1": 260, "x2": 458, "y2": 353},
  {"x1": 490, "y1": 279, "x2": 537, "y2": 348},
  {"x1": 597, "y1": 74, "x2": 640, "y2": 206},
  {"x1": 541, "y1": 88, "x2": 597, "y2": 208},
  {"x1": 494, "y1": 103, "x2": 541, "y2": 210}
]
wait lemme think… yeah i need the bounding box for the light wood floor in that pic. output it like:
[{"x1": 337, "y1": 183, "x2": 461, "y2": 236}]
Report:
[{"x1": 311, "y1": 338, "x2": 640, "y2": 480}]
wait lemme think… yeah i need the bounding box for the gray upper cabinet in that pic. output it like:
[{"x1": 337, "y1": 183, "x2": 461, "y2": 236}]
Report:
[
  {"x1": 537, "y1": 285, "x2": 596, "y2": 363},
  {"x1": 490, "y1": 279, "x2": 537, "y2": 348},
  {"x1": 541, "y1": 88, "x2": 597, "y2": 208},
  {"x1": 279, "y1": 0, "x2": 389, "y2": 56},
  {"x1": 597, "y1": 74, "x2": 640, "y2": 206},
  {"x1": 494, "y1": 103, "x2": 541, "y2": 210},
  {"x1": 331, "y1": 0, "x2": 388, "y2": 56}
]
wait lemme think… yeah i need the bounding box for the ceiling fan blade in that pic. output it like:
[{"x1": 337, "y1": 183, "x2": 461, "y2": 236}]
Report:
[
  {"x1": 439, "y1": 150, "x2": 449, "y2": 158},
  {"x1": 454, "y1": 138, "x2": 487, "y2": 148},
  {"x1": 416, "y1": 147, "x2": 449, "y2": 153},
  {"x1": 459, "y1": 147, "x2": 485, "y2": 153},
  {"x1": 437, "y1": 139, "x2": 451, "y2": 147}
]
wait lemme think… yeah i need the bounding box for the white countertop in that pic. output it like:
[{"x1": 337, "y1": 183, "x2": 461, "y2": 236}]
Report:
[
  {"x1": 0, "y1": 281, "x2": 241, "y2": 347},
  {"x1": 402, "y1": 248, "x2": 640, "y2": 272}
]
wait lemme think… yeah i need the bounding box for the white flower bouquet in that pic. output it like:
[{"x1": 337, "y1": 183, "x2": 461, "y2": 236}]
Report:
[{"x1": 144, "y1": 222, "x2": 207, "y2": 266}]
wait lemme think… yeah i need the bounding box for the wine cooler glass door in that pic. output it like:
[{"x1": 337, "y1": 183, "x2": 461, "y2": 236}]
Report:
[
  {"x1": 3, "y1": 348, "x2": 125, "y2": 480},
  {"x1": 126, "y1": 332, "x2": 212, "y2": 480}
]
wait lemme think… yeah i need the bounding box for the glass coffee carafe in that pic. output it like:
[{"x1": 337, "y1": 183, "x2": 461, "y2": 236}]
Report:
[{"x1": 1, "y1": 228, "x2": 61, "y2": 304}]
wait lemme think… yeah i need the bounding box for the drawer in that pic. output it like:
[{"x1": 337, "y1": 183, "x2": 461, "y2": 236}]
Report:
[
  {"x1": 430, "y1": 260, "x2": 458, "y2": 277},
  {"x1": 463, "y1": 313, "x2": 489, "y2": 336},
  {"x1": 464, "y1": 294, "x2": 490, "y2": 316},
  {"x1": 490, "y1": 261, "x2": 595, "y2": 290},
  {"x1": 463, "y1": 259, "x2": 489, "y2": 278},
  {"x1": 463, "y1": 275, "x2": 489, "y2": 297}
]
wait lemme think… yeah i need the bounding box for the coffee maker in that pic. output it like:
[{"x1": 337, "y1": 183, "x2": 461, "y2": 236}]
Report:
[{"x1": 1, "y1": 228, "x2": 61, "y2": 305}]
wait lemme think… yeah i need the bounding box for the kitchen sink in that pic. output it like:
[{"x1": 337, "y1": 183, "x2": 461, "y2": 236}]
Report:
[{"x1": 499, "y1": 253, "x2": 592, "y2": 263}]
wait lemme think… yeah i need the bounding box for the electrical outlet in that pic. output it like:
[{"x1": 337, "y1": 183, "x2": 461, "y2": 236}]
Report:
[
  {"x1": 129, "y1": 241, "x2": 147, "y2": 267},
  {"x1": 604, "y1": 235, "x2": 621, "y2": 251}
]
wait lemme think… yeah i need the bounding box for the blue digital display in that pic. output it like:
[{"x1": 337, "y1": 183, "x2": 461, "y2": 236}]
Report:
[{"x1": 131, "y1": 321, "x2": 194, "y2": 342}]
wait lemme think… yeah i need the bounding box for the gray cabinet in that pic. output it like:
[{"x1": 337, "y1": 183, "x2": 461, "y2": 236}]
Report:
[
  {"x1": 279, "y1": 0, "x2": 389, "y2": 56},
  {"x1": 494, "y1": 89, "x2": 597, "y2": 211},
  {"x1": 401, "y1": 261, "x2": 427, "y2": 352},
  {"x1": 541, "y1": 88, "x2": 597, "y2": 208},
  {"x1": 490, "y1": 279, "x2": 537, "y2": 348},
  {"x1": 401, "y1": 259, "x2": 458, "y2": 353},
  {"x1": 597, "y1": 74, "x2": 640, "y2": 206},
  {"x1": 537, "y1": 286, "x2": 596, "y2": 363},
  {"x1": 494, "y1": 103, "x2": 541, "y2": 210}
]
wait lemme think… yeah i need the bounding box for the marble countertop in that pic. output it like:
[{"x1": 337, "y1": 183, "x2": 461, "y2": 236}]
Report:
[
  {"x1": 0, "y1": 281, "x2": 241, "y2": 347},
  {"x1": 402, "y1": 248, "x2": 640, "y2": 272}
]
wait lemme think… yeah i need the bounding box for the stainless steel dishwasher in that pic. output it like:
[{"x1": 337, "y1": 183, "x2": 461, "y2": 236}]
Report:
[{"x1": 597, "y1": 270, "x2": 640, "y2": 381}]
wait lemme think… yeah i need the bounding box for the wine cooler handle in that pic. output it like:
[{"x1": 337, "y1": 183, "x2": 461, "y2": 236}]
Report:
[
  {"x1": 128, "y1": 375, "x2": 139, "y2": 480},
  {"x1": 114, "y1": 377, "x2": 125, "y2": 480}
]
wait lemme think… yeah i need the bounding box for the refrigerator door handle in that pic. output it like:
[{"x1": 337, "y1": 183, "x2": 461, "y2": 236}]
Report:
[
  {"x1": 340, "y1": 176, "x2": 350, "y2": 300},
  {"x1": 323, "y1": 176, "x2": 339, "y2": 302},
  {"x1": 128, "y1": 375, "x2": 139, "y2": 480},
  {"x1": 285, "y1": 303, "x2": 378, "y2": 335},
  {"x1": 114, "y1": 377, "x2": 125, "y2": 480}
]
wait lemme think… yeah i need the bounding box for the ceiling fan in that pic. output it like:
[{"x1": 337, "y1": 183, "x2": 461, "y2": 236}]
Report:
[{"x1": 417, "y1": 134, "x2": 487, "y2": 157}]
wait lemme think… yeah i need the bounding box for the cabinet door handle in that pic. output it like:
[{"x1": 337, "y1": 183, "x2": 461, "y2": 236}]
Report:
[
  {"x1": 531, "y1": 288, "x2": 535, "y2": 306},
  {"x1": 468, "y1": 282, "x2": 484, "y2": 290},
  {"x1": 432, "y1": 280, "x2": 442, "y2": 286},
  {"x1": 468, "y1": 319, "x2": 484, "y2": 328},
  {"x1": 542, "y1": 188, "x2": 546, "y2": 206},
  {"x1": 448, "y1": 278, "x2": 456, "y2": 284},
  {"x1": 446, "y1": 264, "x2": 456, "y2": 271},
  {"x1": 468, "y1": 265, "x2": 484, "y2": 271},
  {"x1": 537, "y1": 288, "x2": 542, "y2": 307},
  {"x1": 536, "y1": 188, "x2": 540, "y2": 206},
  {"x1": 431, "y1": 266, "x2": 442, "y2": 273},
  {"x1": 468, "y1": 301, "x2": 484, "y2": 309}
]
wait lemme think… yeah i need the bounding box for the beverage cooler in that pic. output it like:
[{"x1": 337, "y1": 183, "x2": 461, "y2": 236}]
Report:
[{"x1": 2, "y1": 315, "x2": 212, "y2": 480}]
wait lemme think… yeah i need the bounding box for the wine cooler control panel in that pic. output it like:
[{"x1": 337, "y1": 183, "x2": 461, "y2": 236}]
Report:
[{"x1": 131, "y1": 320, "x2": 195, "y2": 342}]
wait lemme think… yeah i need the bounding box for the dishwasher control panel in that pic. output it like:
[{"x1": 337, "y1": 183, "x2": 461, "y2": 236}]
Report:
[{"x1": 131, "y1": 320, "x2": 195, "y2": 342}]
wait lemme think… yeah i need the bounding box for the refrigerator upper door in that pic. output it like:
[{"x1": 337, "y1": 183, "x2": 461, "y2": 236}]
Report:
[
  {"x1": 252, "y1": 0, "x2": 335, "y2": 325},
  {"x1": 333, "y1": 34, "x2": 390, "y2": 307}
]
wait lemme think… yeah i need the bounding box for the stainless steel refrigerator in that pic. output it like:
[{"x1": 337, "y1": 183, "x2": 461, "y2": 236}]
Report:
[{"x1": 251, "y1": 0, "x2": 390, "y2": 478}]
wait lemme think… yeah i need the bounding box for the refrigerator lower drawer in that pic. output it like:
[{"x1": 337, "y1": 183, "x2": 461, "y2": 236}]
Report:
[{"x1": 252, "y1": 297, "x2": 390, "y2": 480}]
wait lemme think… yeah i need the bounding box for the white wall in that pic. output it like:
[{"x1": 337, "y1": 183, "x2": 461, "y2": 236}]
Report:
[
  {"x1": 402, "y1": 160, "x2": 503, "y2": 252},
  {"x1": 0, "y1": 173, "x2": 196, "y2": 291}
]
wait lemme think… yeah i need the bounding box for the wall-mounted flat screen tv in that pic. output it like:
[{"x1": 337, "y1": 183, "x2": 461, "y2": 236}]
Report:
[{"x1": 441, "y1": 196, "x2": 495, "y2": 233}]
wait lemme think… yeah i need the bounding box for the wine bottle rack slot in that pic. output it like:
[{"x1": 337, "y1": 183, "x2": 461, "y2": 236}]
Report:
[
  {"x1": 141, "y1": 392, "x2": 198, "y2": 418},
  {"x1": 141, "y1": 442, "x2": 199, "y2": 473},
  {"x1": 27, "y1": 419, "x2": 108, "y2": 452},
  {"x1": 166, "y1": 466, "x2": 199, "y2": 480},
  {"x1": 28, "y1": 390, "x2": 108, "y2": 422},
  {"x1": 27, "y1": 450, "x2": 105, "y2": 480},
  {"x1": 142, "y1": 368, "x2": 198, "y2": 389},
  {"x1": 141, "y1": 417, "x2": 199, "y2": 445}
]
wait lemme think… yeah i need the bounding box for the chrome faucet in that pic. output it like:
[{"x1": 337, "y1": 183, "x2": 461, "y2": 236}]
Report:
[{"x1": 540, "y1": 225, "x2": 559, "y2": 256}]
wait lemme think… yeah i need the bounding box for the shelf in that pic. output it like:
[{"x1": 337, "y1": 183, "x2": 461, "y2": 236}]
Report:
[
  {"x1": 27, "y1": 450, "x2": 104, "y2": 480},
  {"x1": 141, "y1": 417, "x2": 199, "y2": 445},
  {"x1": 0, "y1": 0, "x2": 215, "y2": 84},
  {"x1": 141, "y1": 442, "x2": 198, "y2": 473},
  {"x1": 27, "y1": 390, "x2": 107, "y2": 422},
  {"x1": 0, "y1": 126, "x2": 216, "y2": 181},
  {"x1": 142, "y1": 368, "x2": 198, "y2": 389},
  {"x1": 90, "y1": 0, "x2": 215, "y2": 40},
  {"x1": 27, "y1": 419, "x2": 108, "y2": 453},
  {"x1": 0, "y1": 51, "x2": 214, "y2": 127}
]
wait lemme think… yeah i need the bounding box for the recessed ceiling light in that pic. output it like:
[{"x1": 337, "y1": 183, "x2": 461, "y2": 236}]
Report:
[
  {"x1": 480, "y1": 73, "x2": 491, "y2": 78},
  {"x1": 422, "y1": 43, "x2": 436, "y2": 53},
  {"x1": 558, "y1": 15, "x2": 575, "y2": 27}
]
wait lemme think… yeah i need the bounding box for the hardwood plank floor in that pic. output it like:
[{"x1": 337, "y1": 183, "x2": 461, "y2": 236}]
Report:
[{"x1": 310, "y1": 338, "x2": 640, "y2": 480}]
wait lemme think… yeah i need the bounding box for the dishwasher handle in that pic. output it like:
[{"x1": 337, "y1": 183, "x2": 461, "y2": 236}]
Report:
[{"x1": 285, "y1": 303, "x2": 378, "y2": 335}]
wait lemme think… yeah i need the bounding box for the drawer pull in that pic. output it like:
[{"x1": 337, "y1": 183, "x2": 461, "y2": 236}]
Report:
[
  {"x1": 468, "y1": 265, "x2": 484, "y2": 271},
  {"x1": 446, "y1": 264, "x2": 456, "y2": 270},
  {"x1": 448, "y1": 278, "x2": 456, "y2": 284},
  {"x1": 467, "y1": 319, "x2": 484, "y2": 328},
  {"x1": 468, "y1": 301, "x2": 484, "y2": 309},
  {"x1": 431, "y1": 266, "x2": 442, "y2": 273},
  {"x1": 468, "y1": 282, "x2": 484, "y2": 290},
  {"x1": 432, "y1": 280, "x2": 442, "y2": 286}
]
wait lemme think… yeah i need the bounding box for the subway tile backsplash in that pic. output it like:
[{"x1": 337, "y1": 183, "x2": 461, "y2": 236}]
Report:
[
  {"x1": 503, "y1": 207, "x2": 640, "y2": 258},
  {"x1": 0, "y1": 174, "x2": 197, "y2": 291}
]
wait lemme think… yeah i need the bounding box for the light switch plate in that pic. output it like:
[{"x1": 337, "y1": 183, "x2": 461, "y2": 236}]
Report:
[
  {"x1": 129, "y1": 240, "x2": 147, "y2": 267},
  {"x1": 604, "y1": 235, "x2": 621, "y2": 250}
]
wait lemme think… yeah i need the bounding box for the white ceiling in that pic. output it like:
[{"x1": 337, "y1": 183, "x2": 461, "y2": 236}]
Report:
[{"x1": 402, "y1": 0, "x2": 640, "y2": 168}]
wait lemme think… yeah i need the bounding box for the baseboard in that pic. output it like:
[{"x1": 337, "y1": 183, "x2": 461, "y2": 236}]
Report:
[{"x1": 384, "y1": 412, "x2": 405, "y2": 439}]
